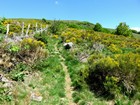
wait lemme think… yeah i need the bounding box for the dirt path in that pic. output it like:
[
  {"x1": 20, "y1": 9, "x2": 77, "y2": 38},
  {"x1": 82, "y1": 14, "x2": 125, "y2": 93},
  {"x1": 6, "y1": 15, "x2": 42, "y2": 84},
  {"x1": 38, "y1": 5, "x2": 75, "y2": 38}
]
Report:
[{"x1": 54, "y1": 44, "x2": 76, "y2": 105}]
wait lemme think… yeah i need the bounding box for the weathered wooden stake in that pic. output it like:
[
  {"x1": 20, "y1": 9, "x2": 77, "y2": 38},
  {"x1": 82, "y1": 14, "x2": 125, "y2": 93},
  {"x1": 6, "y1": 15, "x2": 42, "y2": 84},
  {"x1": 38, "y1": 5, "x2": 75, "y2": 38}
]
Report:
[
  {"x1": 36, "y1": 23, "x2": 38, "y2": 32},
  {"x1": 21, "y1": 22, "x2": 24, "y2": 36},
  {"x1": 46, "y1": 25, "x2": 48, "y2": 29},
  {"x1": 6, "y1": 24, "x2": 10, "y2": 35},
  {"x1": 26, "y1": 24, "x2": 30, "y2": 36},
  {"x1": 41, "y1": 24, "x2": 43, "y2": 33}
]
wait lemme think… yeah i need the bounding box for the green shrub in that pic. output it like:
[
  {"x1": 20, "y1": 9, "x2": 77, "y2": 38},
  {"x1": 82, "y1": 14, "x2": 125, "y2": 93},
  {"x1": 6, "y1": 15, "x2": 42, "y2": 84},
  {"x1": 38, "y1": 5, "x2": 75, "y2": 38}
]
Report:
[
  {"x1": 108, "y1": 44, "x2": 122, "y2": 54},
  {"x1": 11, "y1": 72, "x2": 25, "y2": 81},
  {"x1": 34, "y1": 31, "x2": 48, "y2": 44},
  {"x1": 9, "y1": 24, "x2": 21, "y2": 33},
  {"x1": 104, "y1": 76, "x2": 120, "y2": 97},
  {"x1": 9, "y1": 63, "x2": 27, "y2": 81},
  {"x1": 0, "y1": 18, "x2": 6, "y2": 34},
  {"x1": 48, "y1": 20, "x2": 66, "y2": 35},
  {"x1": 0, "y1": 34, "x2": 4, "y2": 42},
  {"x1": 42, "y1": 18, "x2": 47, "y2": 23},
  {"x1": 8, "y1": 44, "x2": 20, "y2": 54},
  {"x1": 85, "y1": 53, "x2": 140, "y2": 98},
  {"x1": 115, "y1": 98, "x2": 132, "y2": 105},
  {"x1": 73, "y1": 96, "x2": 81, "y2": 103},
  {"x1": 0, "y1": 86, "x2": 13, "y2": 103},
  {"x1": 79, "y1": 100, "x2": 86, "y2": 105},
  {"x1": 93, "y1": 23, "x2": 103, "y2": 32},
  {"x1": 20, "y1": 38, "x2": 46, "y2": 50},
  {"x1": 102, "y1": 28, "x2": 111, "y2": 34},
  {"x1": 115, "y1": 22, "x2": 132, "y2": 37},
  {"x1": 68, "y1": 23, "x2": 80, "y2": 29}
]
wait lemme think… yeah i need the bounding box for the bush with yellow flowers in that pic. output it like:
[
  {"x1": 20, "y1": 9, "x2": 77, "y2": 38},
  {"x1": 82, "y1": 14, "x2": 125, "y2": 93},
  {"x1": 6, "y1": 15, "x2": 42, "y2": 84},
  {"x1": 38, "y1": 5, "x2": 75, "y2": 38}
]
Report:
[
  {"x1": 0, "y1": 18, "x2": 6, "y2": 34},
  {"x1": 84, "y1": 52, "x2": 140, "y2": 98},
  {"x1": 61, "y1": 28, "x2": 93, "y2": 43},
  {"x1": 84, "y1": 55, "x2": 120, "y2": 97},
  {"x1": 20, "y1": 38, "x2": 45, "y2": 51},
  {"x1": 9, "y1": 24, "x2": 22, "y2": 34},
  {"x1": 8, "y1": 32, "x2": 14, "y2": 37},
  {"x1": 53, "y1": 35, "x2": 59, "y2": 39},
  {"x1": 56, "y1": 22, "x2": 140, "y2": 102},
  {"x1": 108, "y1": 44, "x2": 122, "y2": 54},
  {"x1": 0, "y1": 36, "x2": 47, "y2": 73}
]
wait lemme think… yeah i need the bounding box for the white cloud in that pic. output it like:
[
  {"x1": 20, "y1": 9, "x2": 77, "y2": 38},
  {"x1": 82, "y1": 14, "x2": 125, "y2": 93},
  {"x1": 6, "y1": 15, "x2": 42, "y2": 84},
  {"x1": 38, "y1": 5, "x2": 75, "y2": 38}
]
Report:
[
  {"x1": 130, "y1": 27, "x2": 140, "y2": 32},
  {"x1": 55, "y1": 1, "x2": 58, "y2": 5}
]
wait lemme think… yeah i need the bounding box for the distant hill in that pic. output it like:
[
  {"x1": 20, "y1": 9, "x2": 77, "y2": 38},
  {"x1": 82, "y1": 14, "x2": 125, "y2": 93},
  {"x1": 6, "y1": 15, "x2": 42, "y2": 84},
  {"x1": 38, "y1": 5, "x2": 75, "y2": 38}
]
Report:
[{"x1": 4, "y1": 18, "x2": 140, "y2": 37}]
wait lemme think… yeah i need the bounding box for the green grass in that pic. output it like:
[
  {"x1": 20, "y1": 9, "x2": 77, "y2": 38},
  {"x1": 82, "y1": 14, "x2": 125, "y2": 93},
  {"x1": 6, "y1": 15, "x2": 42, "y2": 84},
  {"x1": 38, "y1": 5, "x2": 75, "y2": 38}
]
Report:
[
  {"x1": 57, "y1": 42, "x2": 108, "y2": 105},
  {"x1": 73, "y1": 90, "x2": 107, "y2": 105},
  {"x1": 133, "y1": 33, "x2": 140, "y2": 39},
  {"x1": 28, "y1": 35, "x2": 67, "y2": 105},
  {"x1": 30, "y1": 55, "x2": 67, "y2": 105},
  {"x1": 0, "y1": 33, "x2": 4, "y2": 42},
  {"x1": 1, "y1": 34, "x2": 67, "y2": 105},
  {"x1": 1, "y1": 29, "x2": 139, "y2": 105}
]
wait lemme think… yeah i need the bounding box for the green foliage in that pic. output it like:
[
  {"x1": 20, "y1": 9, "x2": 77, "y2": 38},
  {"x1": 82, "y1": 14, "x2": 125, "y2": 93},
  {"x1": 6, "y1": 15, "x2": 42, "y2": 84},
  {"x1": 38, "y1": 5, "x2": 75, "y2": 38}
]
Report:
[
  {"x1": 68, "y1": 23, "x2": 80, "y2": 29},
  {"x1": 78, "y1": 100, "x2": 86, "y2": 105},
  {"x1": 48, "y1": 20, "x2": 66, "y2": 35},
  {"x1": 104, "y1": 76, "x2": 120, "y2": 96},
  {"x1": 9, "y1": 24, "x2": 22, "y2": 33},
  {"x1": 34, "y1": 31, "x2": 48, "y2": 44},
  {"x1": 58, "y1": 21, "x2": 140, "y2": 103},
  {"x1": 1, "y1": 18, "x2": 140, "y2": 104},
  {"x1": 0, "y1": 34, "x2": 4, "y2": 42},
  {"x1": 56, "y1": 21, "x2": 94, "y2": 30},
  {"x1": 0, "y1": 18, "x2": 6, "y2": 34},
  {"x1": 0, "y1": 86, "x2": 13, "y2": 103},
  {"x1": 11, "y1": 72, "x2": 25, "y2": 81},
  {"x1": 9, "y1": 63, "x2": 27, "y2": 81},
  {"x1": 64, "y1": 56, "x2": 84, "y2": 90},
  {"x1": 108, "y1": 44, "x2": 122, "y2": 54},
  {"x1": 102, "y1": 28, "x2": 111, "y2": 33},
  {"x1": 86, "y1": 53, "x2": 140, "y2": 98},
  {"x1": 115, "y1": 22, "x2": 132, "y2": 37},
  {"x1": 76, "y1": 21, "x2": 94, "y2": 30},
  {"x1": 48, "y1": 20, "x2": 94, "y2": 35},
  {"x1": 8, "y1": 44, "x2": 20, "y2": 54},
  {"x1": 93, "y1": 23, "x2": 103, "y2": 32},
  {"x1": 33, "y1": 55, "x2": 66, "y2": 104},
  {"x1": 131, "y1": 29, "x2": 138, "y2": 34},
  {"x1": 42, "y1": 18, "x2": 47, "y2": 23},
  {"x1": 133, "y1": 33, "x2": 140, "y2": 39},
  {"x1": 115, "y1": 97, "x2": 132, "y2": 105},
  {"x1": 21, "y1": 38, "x2": 46, "y2": 50},
  {"x1": 73, "y1": 95, "x2": 81, "y2": 103}
]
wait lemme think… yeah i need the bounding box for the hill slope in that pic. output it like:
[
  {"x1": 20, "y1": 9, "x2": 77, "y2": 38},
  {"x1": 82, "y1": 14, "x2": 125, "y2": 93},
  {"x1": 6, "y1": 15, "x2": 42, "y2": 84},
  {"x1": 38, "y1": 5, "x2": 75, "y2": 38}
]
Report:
[{"x1": 0, "y1": 18, "x2": 140, "y2": 105}]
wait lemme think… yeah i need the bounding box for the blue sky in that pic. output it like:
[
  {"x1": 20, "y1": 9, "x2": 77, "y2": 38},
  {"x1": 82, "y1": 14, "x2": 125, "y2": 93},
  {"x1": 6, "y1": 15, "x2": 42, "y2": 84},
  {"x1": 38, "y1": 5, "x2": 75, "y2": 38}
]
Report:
[{"x1": 0, "y1": 0, "x2": 140, "y2": 30}]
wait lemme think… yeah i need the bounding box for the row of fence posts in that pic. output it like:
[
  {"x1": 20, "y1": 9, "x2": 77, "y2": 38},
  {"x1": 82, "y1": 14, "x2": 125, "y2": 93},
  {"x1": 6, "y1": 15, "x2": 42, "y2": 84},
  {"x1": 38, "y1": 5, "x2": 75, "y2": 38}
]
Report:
[{"x1": 6, "y1": 22, "x2": 48, "y2": 36}]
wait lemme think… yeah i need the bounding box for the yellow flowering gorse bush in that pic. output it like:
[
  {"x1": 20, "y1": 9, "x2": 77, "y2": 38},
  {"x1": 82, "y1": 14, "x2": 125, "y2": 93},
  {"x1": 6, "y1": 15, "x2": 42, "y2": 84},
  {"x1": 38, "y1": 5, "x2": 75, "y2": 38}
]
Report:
[
  {"x1": 21, "y1": 38, "x2": 45, "y2": 50},
  {"x1": 108, "y1": 44, "x2": 122, "y2": 53}
]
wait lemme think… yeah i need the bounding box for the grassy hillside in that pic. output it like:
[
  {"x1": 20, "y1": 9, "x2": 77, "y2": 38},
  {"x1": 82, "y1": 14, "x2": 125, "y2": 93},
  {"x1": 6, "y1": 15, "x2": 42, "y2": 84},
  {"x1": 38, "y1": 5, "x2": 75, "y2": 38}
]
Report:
[
  {"x1": 0, "y1": 18, "x2": 140, "y2": 105},
  {"x1": 133, "y1": 33, "x2": 140, "y2": 39}
]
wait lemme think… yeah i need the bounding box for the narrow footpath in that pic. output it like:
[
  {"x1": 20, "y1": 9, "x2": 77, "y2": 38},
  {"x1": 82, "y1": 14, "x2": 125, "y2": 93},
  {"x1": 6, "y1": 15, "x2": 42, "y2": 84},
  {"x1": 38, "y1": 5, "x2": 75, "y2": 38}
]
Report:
[{"x1": 54, "y1": 44, "x2": 76, "y2": 105}]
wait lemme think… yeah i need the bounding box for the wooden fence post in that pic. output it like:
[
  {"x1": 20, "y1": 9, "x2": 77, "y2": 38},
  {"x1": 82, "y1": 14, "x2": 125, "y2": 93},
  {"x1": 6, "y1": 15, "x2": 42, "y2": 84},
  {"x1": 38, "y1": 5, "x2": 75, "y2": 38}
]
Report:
[
  {"x1": 26, "y1": 24, "x2": 30, "y2": 36},
  {"x1": 21, "y1": 22, "x2": 24, "y2": 36},
  {"x1": 41, "y1": 24, "x2": 43, "y2": 33},
  {"x1": 6, "y1": 24, "x2": 9, "y2": 35},
  {"x1": 36, "y1": 23, "x2": 38, "y2": 32}
]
